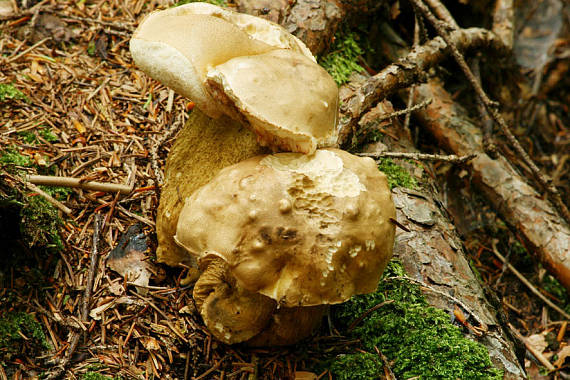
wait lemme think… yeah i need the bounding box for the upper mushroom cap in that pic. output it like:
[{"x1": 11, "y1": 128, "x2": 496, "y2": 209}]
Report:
[
  {"x1": 206, "y1": 49, "x2": 339, "y2": 154},
  {"x1": 129, "y1": 3, "x2": 314, "y2": 119},
  {"x1": 175, "y1": 149, "x2": 396, "y2": 307}
]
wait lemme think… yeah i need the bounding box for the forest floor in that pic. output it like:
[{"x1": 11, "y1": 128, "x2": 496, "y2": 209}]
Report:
[{"x1": 1, "y1": 0, "x2": 569, "y2": 379}]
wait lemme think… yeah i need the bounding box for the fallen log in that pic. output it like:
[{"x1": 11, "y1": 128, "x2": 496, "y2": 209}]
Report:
[
  {"x1": 410, "y1": 79, "x2": 570, "y2": 293},
  {"x1": 352, "y1": 98, "x2": 526, "y2": 379}
]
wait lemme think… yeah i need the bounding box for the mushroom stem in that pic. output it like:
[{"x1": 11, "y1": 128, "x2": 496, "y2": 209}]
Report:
[{"x1": 156, "y1": 109, "x2": 268, "y2": 267}]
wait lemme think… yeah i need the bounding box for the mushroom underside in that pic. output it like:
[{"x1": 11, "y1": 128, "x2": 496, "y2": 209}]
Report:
[
  {"x1": 194, "y1": 256, "x2": 326, "y2": 345},
  {"x1": 156, "y1": 109, "x2": 267, "y2": 267}
]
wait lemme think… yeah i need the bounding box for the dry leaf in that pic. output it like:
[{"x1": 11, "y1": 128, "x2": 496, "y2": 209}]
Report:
[
  {"x1": 527, "y1": 333, "x2": 548, "y2": 354},
  {"x1": 554, "y1": 345, "x2": 570, "y2": 367},
  {"x1": 107, "y1": 224, "x2": 154, "y2": 295}
]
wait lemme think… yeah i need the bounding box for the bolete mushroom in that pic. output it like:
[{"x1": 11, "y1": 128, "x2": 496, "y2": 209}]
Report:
[
  {"x1": 174, "y1": 149, "x2": 396, "y2": 345},
  {"x1": 129, "y1": 3, "x2": 339, "y2": 267}
]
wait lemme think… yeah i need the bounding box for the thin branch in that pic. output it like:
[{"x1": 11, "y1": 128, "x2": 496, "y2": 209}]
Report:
[
  {"x1": 45, "y1": 214, "x2": 102, "y2": 379},
  {"x1": 27, "y1": 174, "x2": 133, "y2": 194},
  {"x1": 338, "y1": 27, "x2": 508, "y2": 144},
  {"x1": 360, "y1": 98, "x2": 432, "y2": 130},
  {"x1": 491, "y1": 241, "x2": 570, "y2": 320},
  {"x1": 424, "y1": 0, "x2": 459, "y2": 29},
  {"x1": 410, "y1": 0, "x2": 570, "y2": 224},
  {"x1": 3, "y1": 37, "x2": 51, "y2": 64},
  {"x1": 359, "y1": 151, "x2": 476, "y2": 164},
  {"x1": 82, "y1": 214, "x2": 102, "y2": 321},
  {"x1": 508, "y1": 323, "x2": 556, "y2": 371}
]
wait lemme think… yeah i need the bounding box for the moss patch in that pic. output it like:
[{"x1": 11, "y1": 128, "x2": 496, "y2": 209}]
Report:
[
  {"x1": 330, "y1": 261, "x2": 502, "y2": 379},
  {"x1": 0, "y1": 147, "x2": 32, "y2": 168},
  {"x1": 330, "y1": 352, "x2": 383, "y2": 380},
  {"x1": 377, "y1": 158, "x2": 418, "y2": 189},
  {"x1": 0, "y1": 83, "x2": 28, "y2": 102},
  {"x1": 173, "y1": 0, "x2": 227, "y2": 7},
  {"x1": 0, "y1": 312, "x2": 49, "y2": 359},
  {"x1": 0, "y1": 147, "x2": 66, "y2": 251},
  {"x1": 82, "y1": 372, "x2": 120, "y2": 380},
  {"x1": 319, "y1": 30, "x2": 365, "y2": 85}
]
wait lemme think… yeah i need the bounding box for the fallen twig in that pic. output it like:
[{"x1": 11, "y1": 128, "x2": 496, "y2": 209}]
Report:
[
  {"x1": 358, "y1": 151, "x2": 476, "y2": 164},
  {"x1": 491, "y1": 240, "x2": 570, "y2": 320},
  {"x1": 508, "y1": 323, "x2": 556, "y2": 371},
  {"x1": 26, "y1": 181, "x2": 72, "y2": 215},
  {"x1": 2, "y1": 172, "x2": 74, "y2": 214},
  {"x1": 410, "y1": 0, "x2": 570, "y2": 224},
  {"x1": 338, "y1": 27, "x2": 507, "y2": 144},
  {"x1": 46, "y1": 214, "x2": 102, "y2": 379},
  {"x1": 358, "y1": 98, "x2": 432, "y2": 139},
  {"x1": 27, "y1": 174, "x2": 133, "y2": 194},
  {"x1": 3, "y1": 37, "x2": 51, "y2": 63}
]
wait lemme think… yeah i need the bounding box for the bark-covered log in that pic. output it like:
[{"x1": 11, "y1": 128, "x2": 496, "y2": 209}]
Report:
[
  {"x1": 353, "y1": 98, "x2": 526, "y2": 379},
  {"x1": 410, "y1": 80, "x2": 570, "y2": 293},
  {"x1": 236, "y1": 3, "x2": 527, "y2": 376},
  {"x1": 236, "y1": 0, "x2": 387, "y2": 55}
]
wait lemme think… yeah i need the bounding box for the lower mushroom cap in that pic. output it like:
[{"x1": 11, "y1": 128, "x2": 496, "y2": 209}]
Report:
[{"x1": 176, "y1": 149, "x2": 396, "y2": 307}]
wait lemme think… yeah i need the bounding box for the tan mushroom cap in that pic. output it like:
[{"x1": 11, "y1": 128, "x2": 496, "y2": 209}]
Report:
[
  {"x1": 175, "y1": 149, "x2": 396, "y2": 307},
  {"x1": 206, "y1": 49, "x2": 339, "y2": 154},
  {"x1": 129, "y1": 3, "x2": 314, "y2": 119}
]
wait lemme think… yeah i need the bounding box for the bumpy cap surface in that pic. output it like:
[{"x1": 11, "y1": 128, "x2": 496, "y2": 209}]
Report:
[
  {"x1": 129, "y1": 3, "x2": 314, "y2": 118},
  {"x1": 206, "y1": 49, "x2": 339, "y2": 154},
  {"x1": 175, "y1": 149, "x2": 396, "y2": 307}
]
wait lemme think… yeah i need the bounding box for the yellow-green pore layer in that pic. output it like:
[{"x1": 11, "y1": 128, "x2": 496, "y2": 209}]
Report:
[
  {"x1": 156, "y1": 108, "x2": 267, "y2": 267},
  {"x1": 324, "y1": 260, "x2": 502, "y2": 379}
]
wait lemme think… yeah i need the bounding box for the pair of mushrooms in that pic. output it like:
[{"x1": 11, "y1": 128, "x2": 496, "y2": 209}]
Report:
[{"x1": 130, "y1": 3, "x2": 396, "y2": 346}]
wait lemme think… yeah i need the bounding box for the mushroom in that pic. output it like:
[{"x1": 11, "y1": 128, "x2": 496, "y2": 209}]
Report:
[
  {"x1": 129, "y1": 3, "x2": 339, "y2": 267},
  {"x1": 206, "y1": 49, "x2": 339, "y2": 153},
  {"x1": 174, "y1": 149, "x2": 396, "y2": 344},
  {"x1": 130, "y1": 2, "x2": 315, "y2": 118}
]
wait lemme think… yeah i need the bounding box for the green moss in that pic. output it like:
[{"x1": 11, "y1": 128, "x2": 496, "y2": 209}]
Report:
[
  {"x1": 330, "y1": 260, "x2": 502, "y2": 380},
  {"x1": 0, "y1": 312, "x2": 49, "y2": 356},
  {"x1": 82, "y1": 372, "x2": 119, "y2": 380},
  {"x1": 330, "y1": 353, "x2": 383, "y2": 379},
  {"x1": 0, "y1": 148, "x2": 32, "y2": 168},
  {"x1": 39, "y1": 127, "x2": 59, "y2": 143},
  {"x1": 0, "y1": 83, "x2": 28, "y2": 102},
  {"x1": 21, "y1": 196, "x2": 64, "y2": 250},
  {"x1": 377, "y1": 158, "x2": 418, "y2": 189},
  {"x1": 319, "y1": 30, "x2": 365, "y2": 85},
  {"x1": 173, "y1": 0, "x2": 227, "y2": 7},
  {"x1": 18, "y1": 127, "x2": 59, "y2": 145},
  {"x1": 87, "y1": 41, "x2": 96, "y2": 56}
]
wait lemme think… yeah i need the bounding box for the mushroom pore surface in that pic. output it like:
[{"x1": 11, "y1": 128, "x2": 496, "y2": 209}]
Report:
[
  {"x1": 156, "y1": 109, "x2": 268, "y2": 267},
  {"x1": 175, "y1": 149, "x2": 396, "y2": 307}
]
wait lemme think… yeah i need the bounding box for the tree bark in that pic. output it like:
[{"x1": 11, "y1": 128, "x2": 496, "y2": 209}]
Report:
[{"x1": 353, "y1": 97, "x2": 526, "y2": 379}]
